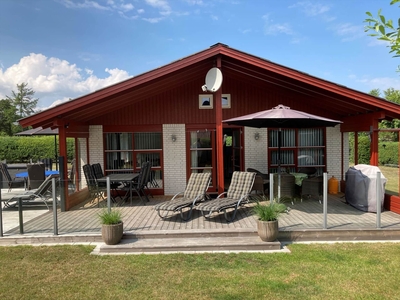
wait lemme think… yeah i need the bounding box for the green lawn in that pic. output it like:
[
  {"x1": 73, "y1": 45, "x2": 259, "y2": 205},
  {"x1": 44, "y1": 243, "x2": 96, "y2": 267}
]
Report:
[
  {"x1": 1, "y1": 243, "x2": 399, "y2": 299},
  {"x1": 379, "y1": 165, "x2": 399, "y2": 195}
]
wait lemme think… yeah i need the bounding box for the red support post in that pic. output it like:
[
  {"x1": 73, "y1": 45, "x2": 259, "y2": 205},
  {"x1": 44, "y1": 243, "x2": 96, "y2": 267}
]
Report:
[{"x1": 215, "y1": 56, "x2": 224, "y2": 194}]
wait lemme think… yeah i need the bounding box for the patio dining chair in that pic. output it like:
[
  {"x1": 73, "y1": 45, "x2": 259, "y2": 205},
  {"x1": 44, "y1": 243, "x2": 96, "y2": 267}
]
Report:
[
  {"x1": 91, "y1": 163, "x2": 121, "y2": 202},
  {"x1": 154, "y1": 172, "x2": 212, "y2": 221},
  {"x1": 195, "y1": 171, "x2": 256, "y2": 223},
  {"x1": 0, "y1": 162, "x2": 25, "y2": 192},
  {"x1": 3, "y1": 174, "x2": 60, "y2": 209},
  {"x1": 68, "y1": 159, "x2": 75, "y2": 190},
  {"x1": 130, "y1": 161, "x2": 152, "y2": 205},
  {"x1": 83, "y1": 163, "x2": 106, "y2": 206},
  {"x1": 27, "y1": 163, "x2": 45, "y2": 190}
]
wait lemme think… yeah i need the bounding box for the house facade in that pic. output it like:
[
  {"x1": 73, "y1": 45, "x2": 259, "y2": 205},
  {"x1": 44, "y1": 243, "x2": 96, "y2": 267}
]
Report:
[{"x1": 19, "y1": 43, "x2": 400, "y2": 211}]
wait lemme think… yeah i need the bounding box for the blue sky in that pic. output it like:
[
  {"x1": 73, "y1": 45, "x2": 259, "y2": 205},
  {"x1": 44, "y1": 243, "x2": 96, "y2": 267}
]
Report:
[{"x1": 0, "y1": 0, "x2": 399, "y2": 110}]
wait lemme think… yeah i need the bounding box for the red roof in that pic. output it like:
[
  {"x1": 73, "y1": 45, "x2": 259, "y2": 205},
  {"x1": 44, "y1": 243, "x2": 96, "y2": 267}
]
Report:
[{"x1": 19, "y1": 43, "x2": 400, "y2": 129}]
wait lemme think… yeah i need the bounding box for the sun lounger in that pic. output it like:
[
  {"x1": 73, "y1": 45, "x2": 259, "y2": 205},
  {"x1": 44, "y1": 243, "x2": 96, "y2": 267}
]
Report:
[
  {"x1": 155, "y1": 172, "x2": 211, "y2": 221},
  {"x1": 195, "y1": 171, "x2": 256, "y2": 222}
]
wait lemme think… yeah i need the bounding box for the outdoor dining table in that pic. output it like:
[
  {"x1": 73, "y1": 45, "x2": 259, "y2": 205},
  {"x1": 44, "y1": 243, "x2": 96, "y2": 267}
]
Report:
[
  {"x1": 15, "y1": 170, "x2": 59, "y2": 178},
  {"x1": 96, "y1": 173, "x2": 139, "y2": 205},
  {"x1": 15, "y1": 170, "x2": 60, "y2": 190}
]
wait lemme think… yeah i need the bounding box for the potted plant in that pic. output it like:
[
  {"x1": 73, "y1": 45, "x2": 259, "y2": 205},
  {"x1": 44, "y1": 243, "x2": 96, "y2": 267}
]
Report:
[
  {"x1": 98, "y1": 208, "x2": 123, "y2": 245},
  {"x1": 252, "y1": 197, "x2": 287, "y2": 242}
]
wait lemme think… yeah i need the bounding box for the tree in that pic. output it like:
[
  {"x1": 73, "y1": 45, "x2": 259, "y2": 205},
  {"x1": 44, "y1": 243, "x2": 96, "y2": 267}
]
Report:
[
  {"x1": 370, "y1": 88, "x2": 400, "y2": 141},
  {"x1": 0, "y1": 99, "x2": 18, "y2": 136},
  {"x1": 365, "y1": 0, "x2": 400, "y2": 70},
  {"x1": 6, "y1": 83, "x2": 38, "y2": 118}
]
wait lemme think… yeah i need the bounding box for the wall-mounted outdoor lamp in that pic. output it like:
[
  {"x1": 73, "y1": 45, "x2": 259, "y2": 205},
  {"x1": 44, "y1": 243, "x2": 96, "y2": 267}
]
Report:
[
  {"x1": 171, "y1": 135, "x2": 177, "y2": 142},
  {"x1": 254, "y1": 132, "x2": 260, "y2": 140}
]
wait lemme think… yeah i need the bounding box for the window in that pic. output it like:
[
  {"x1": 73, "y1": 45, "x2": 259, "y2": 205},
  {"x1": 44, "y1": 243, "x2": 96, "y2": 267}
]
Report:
[
  {"x1": 268, "y1": 128, "x2": 325, "y2": 174},
  {"x1": 222, "y1": 94, "x2": 231, "y2": 109},
  {"x1": 199, "y1": 94, "x2": 213, "y2": 109},
  {"x1": 105, "y1": 133, "x2": 133, "y2": 172},
  {"x1": 134, "y1": 132, "x2": 163, "y2": 189},
  {"x1": 104, "y1": 132, "x2": 163, "y2": 189},
  {"x1": 190, "y1": 130, "x2": 212, "y2": 173}
]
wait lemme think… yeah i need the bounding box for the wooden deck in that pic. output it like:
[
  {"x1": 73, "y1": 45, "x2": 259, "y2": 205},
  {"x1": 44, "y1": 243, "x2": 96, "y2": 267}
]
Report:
[{"x1": 3, "y1": 192, "x2": 400, "y2": 238}]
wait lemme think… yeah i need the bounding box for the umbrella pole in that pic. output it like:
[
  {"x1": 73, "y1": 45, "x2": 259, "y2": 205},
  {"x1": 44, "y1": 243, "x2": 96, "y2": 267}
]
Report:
[
  {"x1": 278, "y1": 128, "x2": 281, "y2": 200},
  {"x1": 54, "y1": 136, "x2": 58, "y2": 171}
]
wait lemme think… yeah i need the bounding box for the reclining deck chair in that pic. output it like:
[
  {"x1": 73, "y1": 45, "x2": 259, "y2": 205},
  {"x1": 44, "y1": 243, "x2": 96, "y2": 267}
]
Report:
[
  {"x1": 195, "y1": 171, "x2": 256, "y2": 223},
  {"x1": 154, "y1": 172, "x2": 211, "y2": 221},
  {"x1": 4, "y1": 174, "x2": 60, "y2": 209}
]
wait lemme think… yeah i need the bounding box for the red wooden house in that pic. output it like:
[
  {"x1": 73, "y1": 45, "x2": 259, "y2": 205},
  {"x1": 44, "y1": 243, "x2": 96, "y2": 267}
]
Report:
[{"x1": 18, "y1": 43, "x2": 400, "y2": 211}]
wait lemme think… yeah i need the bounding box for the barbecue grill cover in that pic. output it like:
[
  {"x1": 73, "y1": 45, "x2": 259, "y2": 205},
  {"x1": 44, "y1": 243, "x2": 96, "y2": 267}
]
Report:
[{"x1": 345, "y1": 164, "x2": 387, "y2": 212}]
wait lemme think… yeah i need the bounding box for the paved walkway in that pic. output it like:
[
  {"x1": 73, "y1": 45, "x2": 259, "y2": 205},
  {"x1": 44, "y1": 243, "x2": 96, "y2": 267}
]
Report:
[{"x1": 1, "y1": 188, "x2": 49, "y2": 233}]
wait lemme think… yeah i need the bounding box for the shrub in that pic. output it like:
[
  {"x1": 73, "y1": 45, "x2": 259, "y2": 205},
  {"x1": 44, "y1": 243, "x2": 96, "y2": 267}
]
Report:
[
  {"x1": 0, "y1": 136, "x2": 75, "y2": 163},
  {"x1": 379, "y1": 142, "x2": 398, "y2": 166}
]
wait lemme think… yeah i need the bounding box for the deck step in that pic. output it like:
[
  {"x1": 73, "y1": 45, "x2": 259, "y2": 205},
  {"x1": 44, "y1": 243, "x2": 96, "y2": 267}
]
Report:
[{"x1": 95, "y1": 236, "x2": 282, "y2": 254}]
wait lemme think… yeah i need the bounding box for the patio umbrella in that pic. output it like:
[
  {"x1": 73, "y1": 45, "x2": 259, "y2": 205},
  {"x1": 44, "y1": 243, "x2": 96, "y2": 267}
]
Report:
[
  {"x1": 15, "y1": 127, "x2": 59, "y2": 170},
  {"x1": 223, "y1": 104, "x2": 342, "y2": 198}
]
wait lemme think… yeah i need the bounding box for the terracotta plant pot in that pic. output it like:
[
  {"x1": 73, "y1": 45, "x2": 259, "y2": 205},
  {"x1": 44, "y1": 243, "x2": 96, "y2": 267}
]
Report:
[
  {"x1": 101, "y1": 222, "x2": 123, "y2": 245},
  {"x1": 257, "y1": 219, "x2": 278, "y2": 242}
]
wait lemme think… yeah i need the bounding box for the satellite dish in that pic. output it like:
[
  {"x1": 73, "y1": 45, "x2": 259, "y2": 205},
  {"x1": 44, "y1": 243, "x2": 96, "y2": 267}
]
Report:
[{"x1": 204, "y1": 67, "x2": 223, "y2": 92}]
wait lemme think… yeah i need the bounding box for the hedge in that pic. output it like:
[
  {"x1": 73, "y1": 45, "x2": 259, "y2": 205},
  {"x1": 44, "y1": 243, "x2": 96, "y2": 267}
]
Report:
[
  {"x1": 0, "y1": 136, "x2": 75, "y2": 163},
  {"x1": 1, "y1": 135, "x2": 397, "y2": 166},
  {"x1": 349, "y1": 135, "x2": 398, "y2": 166}
]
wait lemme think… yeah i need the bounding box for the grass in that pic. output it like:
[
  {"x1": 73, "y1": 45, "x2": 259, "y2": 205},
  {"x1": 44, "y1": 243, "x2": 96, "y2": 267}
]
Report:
[
  {"x1": 1, "y1": 243, "x2": 400, "y2": 299},
  {"x1": 379, "y1": 165, "x2": 399, "y2": 195}
]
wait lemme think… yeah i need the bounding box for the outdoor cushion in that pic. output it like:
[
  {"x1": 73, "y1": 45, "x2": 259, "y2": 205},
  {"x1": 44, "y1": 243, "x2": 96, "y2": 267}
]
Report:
[
  {"x1": 155, "y1": 172, "x2": 211, "y2": 221},
  {"x1": 195, "y1": 171, "x2": 256, "y2": 222}
]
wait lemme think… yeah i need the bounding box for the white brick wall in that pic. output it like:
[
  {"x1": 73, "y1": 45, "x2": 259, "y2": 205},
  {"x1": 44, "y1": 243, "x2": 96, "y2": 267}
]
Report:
[
  {"x1": 326, "y1": 126, "x2": 343, "y2": 191},
  {"x1": 244, "y1": 127, "x2": 268, "y2": 173},
  {"x1": 343, "y1": 131, "x2": 349, "y2": 178},
  {"x1": 78, "y1": 125, "x2": 103, "y2": 189},
  {"x1": 78, "y1": 137, "x2": 88, "y2": 189},
  {"x1": 89, "y1": 125, "x2": 104, "y2": 168},
  {"x1": 163, "y1": 124, "x2": 186, "y2": 195}
]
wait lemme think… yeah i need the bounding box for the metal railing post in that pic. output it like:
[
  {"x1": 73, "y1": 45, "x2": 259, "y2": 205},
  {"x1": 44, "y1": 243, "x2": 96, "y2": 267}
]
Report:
[
  {"x1": 376, "y1": 172, "x2": 382, "y2": 229},
  {"x1": 0, "y1": 187, "x2": 3, "y2": 237},
  {"x1": 52, "y1": 177, "x2": 58, "y2": 235},
  {"x1": 269, "y1": 173, "x2": 274, "y2": 203},
  {"x1": 107, "y1": 177, "x2": 111, "y2": 213},
  {"x1": 323, "y1": 172, "x2": 328, "y2": 229},
  {"x1": 18, "y1": 198, "x2": 23, "y2": 234}
]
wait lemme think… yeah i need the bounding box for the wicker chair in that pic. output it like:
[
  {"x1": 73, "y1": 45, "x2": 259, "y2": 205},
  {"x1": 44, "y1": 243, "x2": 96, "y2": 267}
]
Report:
[
  {"x1": 247, "y1": 168, "x2": 269, "y2": 195},
  {"x1": 301, "y1": 176, "x2": 323, "y2": 203},
  {"x1": 273, "y1": 173, "x2": 295, "y2": 199}
]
